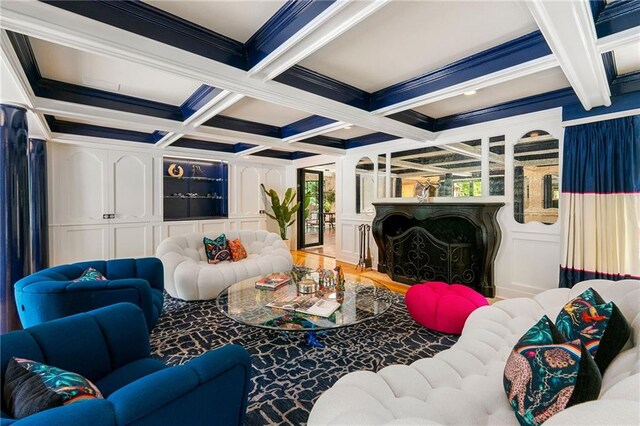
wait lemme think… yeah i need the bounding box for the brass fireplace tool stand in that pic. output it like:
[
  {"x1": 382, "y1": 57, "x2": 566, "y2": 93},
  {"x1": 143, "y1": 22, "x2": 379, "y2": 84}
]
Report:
[{"x1": 357, "y1": 224, "x2": 372, "y2": 271}]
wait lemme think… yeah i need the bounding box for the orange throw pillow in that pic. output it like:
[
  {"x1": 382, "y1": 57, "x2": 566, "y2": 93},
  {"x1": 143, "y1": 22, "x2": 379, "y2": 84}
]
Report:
[{"x1": 228, "y1": 239, "x2": 247, "y2": 261}]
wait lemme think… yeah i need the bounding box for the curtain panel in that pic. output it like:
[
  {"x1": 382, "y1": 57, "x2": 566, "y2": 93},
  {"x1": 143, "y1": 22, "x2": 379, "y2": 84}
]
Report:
[{"x1": 560, "y1": 116, "x2": 640, "y2": 288}]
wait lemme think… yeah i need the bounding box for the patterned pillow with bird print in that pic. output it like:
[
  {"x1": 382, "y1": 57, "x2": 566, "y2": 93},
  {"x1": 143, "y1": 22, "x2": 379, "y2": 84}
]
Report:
[
  {"x1": 555, "y1": 287, "x2": 630, "y2": 374},
  {"x1": 503, "y1": 316, "x2": 601, "y2": 426}
]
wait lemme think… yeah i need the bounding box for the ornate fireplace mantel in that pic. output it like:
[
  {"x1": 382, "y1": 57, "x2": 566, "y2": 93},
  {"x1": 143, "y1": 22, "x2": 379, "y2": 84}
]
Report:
[{"x1": 372, "y1": 202, "x2": 504, "y2": 297}]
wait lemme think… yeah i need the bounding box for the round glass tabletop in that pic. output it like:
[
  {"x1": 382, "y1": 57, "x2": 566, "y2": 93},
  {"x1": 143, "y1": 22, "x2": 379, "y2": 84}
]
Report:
[{"x1": 216, "y1": 274, "x2": 394, "y2": 332}]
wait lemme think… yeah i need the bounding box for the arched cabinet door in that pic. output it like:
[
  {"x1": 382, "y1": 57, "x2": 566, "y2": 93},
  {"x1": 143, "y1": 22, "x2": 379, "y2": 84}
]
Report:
[
  {"x1": 110, "y1": 150, "x2": 153, "y2": 223},
  {"x1": 57, "y1": 146, "x2": 110, "y2": 225}
]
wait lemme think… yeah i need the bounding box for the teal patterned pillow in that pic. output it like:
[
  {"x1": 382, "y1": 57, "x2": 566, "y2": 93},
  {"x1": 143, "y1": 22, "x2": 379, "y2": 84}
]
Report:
[
  {"x1": 503, "y1": 316, "x2": 601, "y2": 426},
  {"x1": 3, "y1": 357, "x2": 103, "y2": 419},
  {"x1": 556, "y1": 288, "x2": 630, "y2": 373},
  {"x1": 73, "y1": 267, "x2": 107, "y2": 282},
  {"x1": 203, "y1": 235, "x2": 230, "y2": 264}
]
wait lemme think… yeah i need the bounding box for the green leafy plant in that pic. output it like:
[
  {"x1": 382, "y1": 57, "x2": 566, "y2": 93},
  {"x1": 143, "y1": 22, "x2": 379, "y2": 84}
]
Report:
[{"x1": 261, "y1": 184, "x2": 310, "y2": 240}]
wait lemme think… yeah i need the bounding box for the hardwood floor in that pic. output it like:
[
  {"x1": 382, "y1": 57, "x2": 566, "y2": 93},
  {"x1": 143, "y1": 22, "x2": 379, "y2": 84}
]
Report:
[{"x1": 291, "y1": 250, "x2": 410, "y2": 295}]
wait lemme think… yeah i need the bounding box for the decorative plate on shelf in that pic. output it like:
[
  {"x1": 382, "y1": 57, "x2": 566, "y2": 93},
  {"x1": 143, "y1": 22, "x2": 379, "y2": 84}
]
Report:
[{"x1": 167, "y1": 163, "x2": 184, "y2": 178}]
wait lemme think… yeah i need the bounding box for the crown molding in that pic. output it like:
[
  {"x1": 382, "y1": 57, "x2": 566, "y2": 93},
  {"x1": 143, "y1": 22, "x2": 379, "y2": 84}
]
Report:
[
  {"x1": 595, "y1": 0, "x2": 640, "y2": 38},
  {"x1": 528, "y1": 0, "x2": 611, "y2": 110}
]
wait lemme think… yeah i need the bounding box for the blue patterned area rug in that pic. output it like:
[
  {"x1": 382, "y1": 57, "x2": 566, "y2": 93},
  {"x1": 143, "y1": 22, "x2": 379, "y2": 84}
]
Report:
[{"x1": 150, "y1": 293, "x2": 457, "y2": 425}]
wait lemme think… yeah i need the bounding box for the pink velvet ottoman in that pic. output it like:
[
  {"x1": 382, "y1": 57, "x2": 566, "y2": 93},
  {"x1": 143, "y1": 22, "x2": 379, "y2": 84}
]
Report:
[{"x1": 405, "y1": 281, "x2": 489, "y2": 334}]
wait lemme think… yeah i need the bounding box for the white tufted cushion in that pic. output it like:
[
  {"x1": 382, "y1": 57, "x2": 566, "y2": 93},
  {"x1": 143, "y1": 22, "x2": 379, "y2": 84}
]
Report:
[
  {"x1": 156, "y1": 231, "x2": 293, "y2": 300},
  {"x1": 308, "y1": 279, "x2": 640, "y2": 425}
]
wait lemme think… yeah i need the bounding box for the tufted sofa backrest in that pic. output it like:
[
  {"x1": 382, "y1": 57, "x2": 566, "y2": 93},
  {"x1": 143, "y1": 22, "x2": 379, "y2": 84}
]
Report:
[{"x1": 157, "y1": 231, "x2": 283, "y2": 262}]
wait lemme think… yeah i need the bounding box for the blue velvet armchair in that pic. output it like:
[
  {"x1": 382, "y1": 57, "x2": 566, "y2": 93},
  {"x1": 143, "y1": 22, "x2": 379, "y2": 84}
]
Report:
[
  {"x1": 14, "y1": 258, "x2": 164, "y2": 331},
  {"x1": 0, "y1": 303, "x2": 252, "y2": 425}
]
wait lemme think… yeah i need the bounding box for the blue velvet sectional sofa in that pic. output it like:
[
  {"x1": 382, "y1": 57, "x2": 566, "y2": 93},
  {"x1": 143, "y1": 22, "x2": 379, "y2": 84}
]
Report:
[
  {"x1": 14, "y1": 258, "x2": 164, "y2": 331},
  {"x1": 1, "y1": 303, "x2": 252, "y2": 425}
]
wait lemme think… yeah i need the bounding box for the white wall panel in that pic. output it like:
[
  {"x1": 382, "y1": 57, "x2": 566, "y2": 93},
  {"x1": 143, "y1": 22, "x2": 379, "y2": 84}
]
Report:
[
  {"x1": 200, "y1": 220, "x2": 228, "y2": 235},
  {"x1": 238, "y1": 166, "x2": 261, "y2": 215},
  {"x1": 111, "y1": 223, "x2": 151, "y2": 258},
  {"x1": 111, "y1": 151, "x2": 150, "y2": 222},
  {"x1": 59, "y1": 148, "x2": 109, "y2": 224},
  {"x1": 58, "y1": 225, "x2": 109, "y2": 263},
  {"x1": 164, "y1": 221, "x2": 198, "y2": 237}
]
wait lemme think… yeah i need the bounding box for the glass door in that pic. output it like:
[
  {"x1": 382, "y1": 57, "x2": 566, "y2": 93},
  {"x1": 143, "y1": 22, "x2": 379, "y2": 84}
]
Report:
[{"x1": 297, "y1": 169, "x2": 324, "y2": 248}]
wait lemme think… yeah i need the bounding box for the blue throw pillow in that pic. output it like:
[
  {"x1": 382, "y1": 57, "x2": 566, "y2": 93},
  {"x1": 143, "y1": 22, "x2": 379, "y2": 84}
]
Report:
[
  {"x1": 3, "y1": 358, "x2": 103, "y2": 419},
  {"x1": 555, "y1": 287, "x2": 630, "y2": 374},
  {"x1": 503, "y1": 316, "x2": 601, "y2": 426},
  {"x1": 204, "y1": 235, "x2": 230, "y2": 264},
  {"x1": 73, "y1": 267, "x2": 107, "y2": 282}
]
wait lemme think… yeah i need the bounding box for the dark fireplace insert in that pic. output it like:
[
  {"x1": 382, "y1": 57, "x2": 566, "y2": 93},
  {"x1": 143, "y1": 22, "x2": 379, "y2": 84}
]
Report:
[{"x1": 372, "y1": 202, "x2": 504, "y2": 297}]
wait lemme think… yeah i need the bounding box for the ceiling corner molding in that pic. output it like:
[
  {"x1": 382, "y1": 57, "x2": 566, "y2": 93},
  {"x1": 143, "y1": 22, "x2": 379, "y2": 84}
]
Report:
[
  {"x1": 595, "y1": 0, "x2": 640, "y2": 38},
  {"x1": 281, "y1": 114, "x2": 339, "y2": 140},
  {"x1": 527, "y1": 0, "x2": 611, "y2": 110}
]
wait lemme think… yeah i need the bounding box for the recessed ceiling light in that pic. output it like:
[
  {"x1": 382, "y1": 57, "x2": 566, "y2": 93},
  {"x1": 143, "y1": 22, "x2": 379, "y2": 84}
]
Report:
[
  {"x1": 463, "y1": 90, "x2": 477, "y2": 96},
  {"x1": 344, "y1": 125, "x2": 353, "y2": 130}
]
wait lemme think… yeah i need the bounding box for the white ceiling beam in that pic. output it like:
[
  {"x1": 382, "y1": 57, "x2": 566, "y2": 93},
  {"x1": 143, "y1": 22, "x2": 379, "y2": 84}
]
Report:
[
  {"x1": 0, "y1": 1, "x2": 435, "y2": 142},
  {"x1": 33, "y1": 96, "x2": 344, "y2": 156},
  {"x1": 235, "y1": 145, "x2": 269, "y2": 157},
  {"x1": 182, "y1": 90, "x2": 237, "y2": 126},
  {"x1": 188, "y1": 92, "x2": 245, "y2": 128},
  {"x1": 283, "y1": 120, "x2": 348, "y2": 143},
  {"x1": 373, "y1": 55, "x2": 559, "y2": 116},
  {"x1": 596, "y1": 25, "x2": 640, "y2": 53},
  {"x1": 250, "y1": 0, "x2": 390, "y2": 81},
  {"x1": 155, "y1": 132, "x2": 183, "y2": 149},
  {"x1": 0, "y1": 30, "x2": 51, "y2": 138},
  {"x1": 527, "y1": 0, "x2": 611, "y2": 110}
]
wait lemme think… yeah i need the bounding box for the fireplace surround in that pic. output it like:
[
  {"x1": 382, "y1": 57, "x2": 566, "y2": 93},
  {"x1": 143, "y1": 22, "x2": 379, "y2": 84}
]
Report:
[{"x1": 372, "y1": 202, "x2": 504, "y2": 297}]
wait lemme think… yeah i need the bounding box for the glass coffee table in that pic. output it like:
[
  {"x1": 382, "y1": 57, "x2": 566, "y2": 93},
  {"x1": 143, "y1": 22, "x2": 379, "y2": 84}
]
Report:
[{"x1": 216, "y1": 274, "x2": 393, "y2": 347}]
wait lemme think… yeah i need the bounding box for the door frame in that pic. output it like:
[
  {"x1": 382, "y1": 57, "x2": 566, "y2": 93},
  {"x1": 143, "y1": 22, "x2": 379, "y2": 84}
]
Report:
[{"x1": 297, "y1": 168, "x2": 324, "y2": 249}]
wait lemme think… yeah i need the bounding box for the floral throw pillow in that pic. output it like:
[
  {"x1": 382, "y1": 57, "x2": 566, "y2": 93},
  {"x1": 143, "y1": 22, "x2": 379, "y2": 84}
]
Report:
[
  {"x1": 72, "y1": 267, "x2": 107, "y2": 282},
  {"x1": 503, "y1": 316, "x2": 601, "y2": 426},
  {"x1": 555, "y1": 287, "x2": 630, "y2": 374},
  {"x1": 203, "y1": 235, "x2": 230, "y2": 264},
  {"x1": 3, "y1": 357, "x2": 103, "y2": 419},
  {"x1": 228, "y1": 239, "x2": 247, "y2": 261}
]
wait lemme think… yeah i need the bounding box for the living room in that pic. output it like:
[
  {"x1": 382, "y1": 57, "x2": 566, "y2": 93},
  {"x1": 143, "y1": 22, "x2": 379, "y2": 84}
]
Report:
[{"x1": 1, "y1": 1, "x2": 639, "y2": 425}]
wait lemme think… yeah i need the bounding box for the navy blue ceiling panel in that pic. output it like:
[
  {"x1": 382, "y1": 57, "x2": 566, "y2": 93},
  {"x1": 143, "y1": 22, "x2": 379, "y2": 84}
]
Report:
[
  {"x1": 595, "y1": 0, "x2": 640, "y2": 38},
  {"x1": 345, "y1": 132, "x2": 399, "y2": 149},
  {"x1": 370, "y1": 32, "x2": 552, "y2": 111},
  {"x1": 181, "y1": 85, "x2": 225, "y2": 119},
  {"x1": 5, "y1": 31, "x2": 40, "y2": 85},
  {"x1": 274, "y1": 65, "x2": 371, "y2": 110},
  {"x1": 299, "y1": 135, "x2": 345, "y2": 149},
  {"x1": 610, "y1": 71, "x2": 640, "y2": 96},
  {"x1": 41, "y1": 0, "x2": 247, "y2": 69},
  {"x1": 234, "y1": 143, "x2": 260, "y2": 152},
  {"x1": 171, "y1": 138, "x2": 237, "y2": 153},
  {"x1": 388, "y1": 110, "x2": 436, "y2": 132},
  {"x1": 563, "y1": 90, "x2": 640, "y2": 122},
  {"x1": 281, "y1": 115, "x2": 338, "y2": 139},
  {"x1": 601, "y1": 51, "x2": 617, "y2": 84},
  {"x1": 251, "y1": 149, "x2": 317, "y2": 160},
  {"x1": 45, "y1": 116, "x2": 158, "y2": 144},
  {"x1": 202, "y1": 115, "x2": 281, "y2": 138},
  {"x1": 435, "y1": 88, "x2": 579, "y2": 131},
  {"x1": 246, "y1": 0, "x2": 336, "y2": 69}
]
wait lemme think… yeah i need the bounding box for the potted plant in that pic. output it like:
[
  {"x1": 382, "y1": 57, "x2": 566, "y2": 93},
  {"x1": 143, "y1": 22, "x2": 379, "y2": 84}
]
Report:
[{"x1": 261, "y1": 184, "x2": 309, "y2": 249}]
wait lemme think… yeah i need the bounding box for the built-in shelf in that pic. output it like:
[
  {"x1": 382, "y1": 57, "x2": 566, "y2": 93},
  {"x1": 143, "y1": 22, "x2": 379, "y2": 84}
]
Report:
[{"x1": 163, "y1": 157, "x2": 228, "y2": 221}]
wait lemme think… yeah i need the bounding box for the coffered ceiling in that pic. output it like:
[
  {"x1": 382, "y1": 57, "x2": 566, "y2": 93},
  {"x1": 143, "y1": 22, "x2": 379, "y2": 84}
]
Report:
[{"x1": 0, "y1": 0, "x2": 638, "y2": 161}]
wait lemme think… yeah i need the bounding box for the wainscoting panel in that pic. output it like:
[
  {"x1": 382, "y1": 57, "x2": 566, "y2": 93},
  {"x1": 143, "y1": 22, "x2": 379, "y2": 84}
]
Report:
[
  {"x1": 58, "y1": 225, "x2": 109, "y2": 263},
  {"x1": 111, "y1": 223, "x2": 151, "y2": 258},
  {"x1": 111, "y1": 151, "x2": 151, "y2": 223},
  {"x1": 164, "y1": 221, "x2": 199, "y2": 237},
  {"x1": 201, "y1": 220, "x2": 228, "y2": 235}
]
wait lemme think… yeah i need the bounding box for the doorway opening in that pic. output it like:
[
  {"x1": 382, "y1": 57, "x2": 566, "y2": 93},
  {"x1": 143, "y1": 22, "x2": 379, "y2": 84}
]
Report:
[{"x1": 297, "y1": 164, "x2": 336, "y2": 257}]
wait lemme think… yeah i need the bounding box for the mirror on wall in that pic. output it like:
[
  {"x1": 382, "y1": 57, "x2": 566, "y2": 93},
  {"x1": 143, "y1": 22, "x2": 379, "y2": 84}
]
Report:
[
  {"x1": 377, "y1": 154, "x2": 386, "y2": 198},
  {"x1": 355, "y1": 157, "x2": 375, "y2": 214},
  {"x1": 489, "y1": 136, "x2": 505, "y2": 196},
  {"x1": 390, "y1": 140, "x2": 482, "y2": 199},
  {"x1": 513, "y1": 130, "x2": 559, "y2": 225}
]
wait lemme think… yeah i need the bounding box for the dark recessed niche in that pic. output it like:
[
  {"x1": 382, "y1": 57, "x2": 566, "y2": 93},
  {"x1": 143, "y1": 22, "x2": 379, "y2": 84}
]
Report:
[{"x1": 163, "y1": 157, "x2": 228, "y2": 221}]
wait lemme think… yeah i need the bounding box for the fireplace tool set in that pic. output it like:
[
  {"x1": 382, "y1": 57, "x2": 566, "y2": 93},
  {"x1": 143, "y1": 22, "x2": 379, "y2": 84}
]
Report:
[{"x1": 357, "y1": 224, "x2": 372, "y2": 271}]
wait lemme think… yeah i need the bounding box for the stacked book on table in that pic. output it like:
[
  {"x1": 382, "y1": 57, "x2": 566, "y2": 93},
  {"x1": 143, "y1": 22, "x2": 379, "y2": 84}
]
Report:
[
  {"x1": 267, "y1": 295, "x2": 341, "y2": 318},
  {"x1": 255, "y1": 274, "x2": 290, "y2": 290}
]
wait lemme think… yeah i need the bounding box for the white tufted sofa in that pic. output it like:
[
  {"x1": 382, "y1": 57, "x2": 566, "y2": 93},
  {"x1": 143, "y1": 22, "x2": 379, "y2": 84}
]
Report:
[
  {"x1": 308, "y1": 279, "x2": 640, "y2": 425},
  {"x1": 156, "y1": 230, "x2": 293, "y2": 301}
]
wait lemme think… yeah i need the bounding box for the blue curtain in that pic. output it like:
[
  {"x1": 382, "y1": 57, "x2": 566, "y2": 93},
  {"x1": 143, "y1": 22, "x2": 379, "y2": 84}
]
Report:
[{"x1": 560, "y1": 115, "x2": 640, "y2": 288}]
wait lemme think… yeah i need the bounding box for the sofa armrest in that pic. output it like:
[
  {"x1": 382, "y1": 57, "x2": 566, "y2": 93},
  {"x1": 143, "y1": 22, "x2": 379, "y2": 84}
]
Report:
[
  {"x1": 108, "y1": 345, "x2": 252, "y2": 425},
  {"x1": 11, "y1": 398, "x2": 115, "y2": 426}
]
